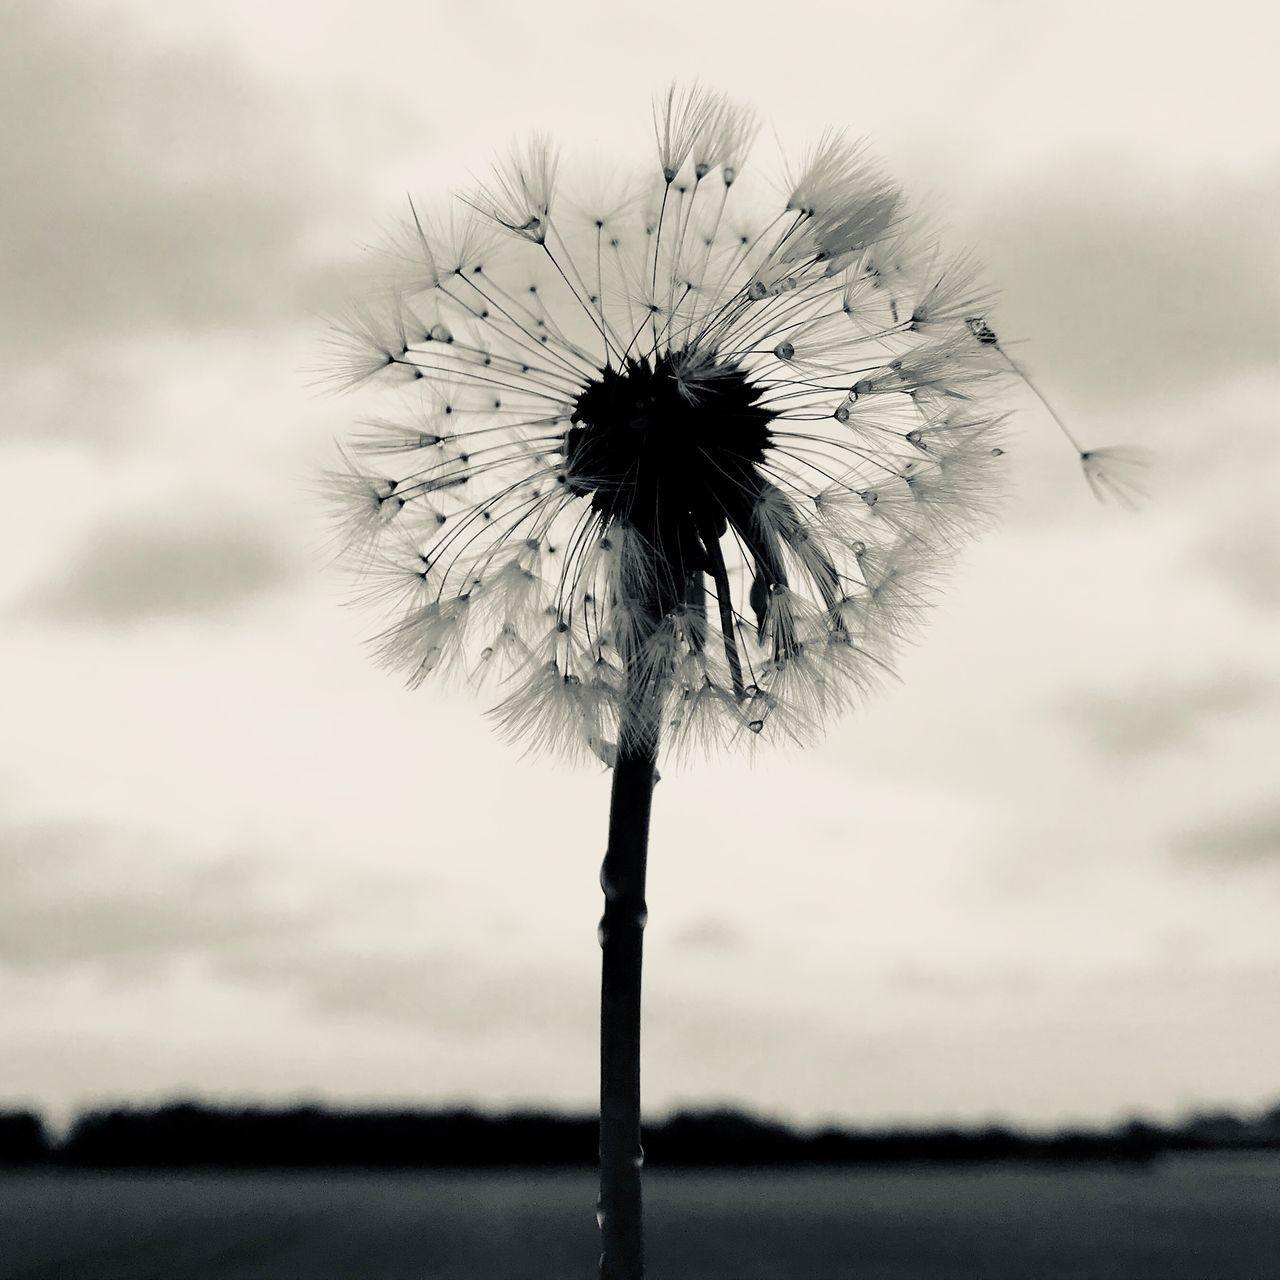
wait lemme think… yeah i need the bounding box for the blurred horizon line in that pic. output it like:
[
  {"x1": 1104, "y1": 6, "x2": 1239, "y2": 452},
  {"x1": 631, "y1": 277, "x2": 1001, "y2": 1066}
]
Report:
[{"x1": 4, "y1": 1097, "x2": 1280, "y2": 1171}]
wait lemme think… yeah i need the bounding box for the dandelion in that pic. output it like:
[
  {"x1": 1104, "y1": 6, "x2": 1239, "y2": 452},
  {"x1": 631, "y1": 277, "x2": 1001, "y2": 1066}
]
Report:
[{"x1": 321, "y1": 87, "x2": 1116, "y2": 1280}]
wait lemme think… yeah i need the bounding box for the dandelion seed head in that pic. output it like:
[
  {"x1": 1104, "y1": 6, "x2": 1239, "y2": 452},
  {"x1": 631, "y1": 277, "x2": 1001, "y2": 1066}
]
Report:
[{"x1": 325, "y1": 88, "x2": 1021, "y2": 761}]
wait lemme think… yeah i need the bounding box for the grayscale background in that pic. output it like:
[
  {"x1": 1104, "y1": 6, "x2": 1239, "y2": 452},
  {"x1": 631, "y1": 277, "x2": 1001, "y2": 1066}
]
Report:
[{"x1": 3, "y1": 0, "x2": 1277, "y2": 1139}]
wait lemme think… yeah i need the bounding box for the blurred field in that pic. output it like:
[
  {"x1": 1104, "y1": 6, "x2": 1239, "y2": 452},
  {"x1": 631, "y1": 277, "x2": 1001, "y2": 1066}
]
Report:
[{"x1": 2, "y1": 1156, "x2": 1278, "y2": 1279}]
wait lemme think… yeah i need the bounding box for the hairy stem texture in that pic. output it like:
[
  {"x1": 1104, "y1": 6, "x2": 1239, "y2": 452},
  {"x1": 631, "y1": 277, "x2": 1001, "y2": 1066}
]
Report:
[{"x1": 597, "y1": 710, "x2": 658, "y2": 1280}]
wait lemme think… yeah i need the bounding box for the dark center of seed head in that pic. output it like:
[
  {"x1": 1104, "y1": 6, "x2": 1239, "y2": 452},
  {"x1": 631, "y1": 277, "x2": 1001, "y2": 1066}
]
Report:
[{"x1": 564, "y1": 350, "x2": 776, "y2": 571}]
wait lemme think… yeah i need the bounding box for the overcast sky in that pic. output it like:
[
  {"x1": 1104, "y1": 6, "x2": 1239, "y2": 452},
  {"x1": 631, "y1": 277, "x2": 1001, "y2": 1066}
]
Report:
[{"x1": 2, "y1": 0, "x2": 1278, "y2": 1131}]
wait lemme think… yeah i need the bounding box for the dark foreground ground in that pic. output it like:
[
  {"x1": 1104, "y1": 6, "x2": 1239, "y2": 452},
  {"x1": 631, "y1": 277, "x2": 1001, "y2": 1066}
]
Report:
[{"x1": 2, "y1": 1156, "x2": 1278, "y2": 1279}]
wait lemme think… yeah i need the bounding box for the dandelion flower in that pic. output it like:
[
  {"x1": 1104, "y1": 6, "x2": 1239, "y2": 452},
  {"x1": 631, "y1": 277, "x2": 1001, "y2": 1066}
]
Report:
[
  {"x1": 323, "y1": 87, "x2": 1049, "y2": 1280},
  {"x1": 325, "y1": 93, "x2": 1011, "y2": 764}
]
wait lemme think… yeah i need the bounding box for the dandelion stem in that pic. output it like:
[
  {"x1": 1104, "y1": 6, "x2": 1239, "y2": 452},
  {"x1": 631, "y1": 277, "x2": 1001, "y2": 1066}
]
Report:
[{"x1": 598, "y1": 694, "x2": 659, "y2": 1280}]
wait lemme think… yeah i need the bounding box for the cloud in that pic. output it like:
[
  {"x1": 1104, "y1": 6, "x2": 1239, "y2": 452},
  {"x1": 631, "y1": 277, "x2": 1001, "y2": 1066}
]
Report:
[
  {"x1": 1066, "y1": 672, "x2": 1267, "y2": 758},
  {"x1": 0, "y1": 2, "x2": 363, "y2": 356},
  {"x1": 222, "y1": 945, "x2": 596, "y2": 1040},
  {"x1": 19, "y1": 511, "x2": 294, "y2": 622},
  {"x1": 1174, "y1": 805, "x2": 1280, "y2": 869},
  {"x1": 0, "y1": 816, "x2": 589, "y2": 1042},
  {"x1": 968, "y1": 157, "x2": 1280, "y2": 408},
  {"x1": 1197, "y1": 511, "x2": 1280, "y2": 613},
  {"x1": 0, "y1": 824, "x2": 313, "y2": 974}
]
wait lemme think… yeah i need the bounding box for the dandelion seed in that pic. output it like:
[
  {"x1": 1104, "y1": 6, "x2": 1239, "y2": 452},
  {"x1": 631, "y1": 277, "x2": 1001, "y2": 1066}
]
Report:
[
  {"x1": 959, "y1": 317, "x2": 1150, "y2": 511},
  {"x1": 1081, "y1": 445, "x2": 1152, "y2": 510},
  {"x1": 463, "y1": 136, "x2": 559, "y2": 243}
]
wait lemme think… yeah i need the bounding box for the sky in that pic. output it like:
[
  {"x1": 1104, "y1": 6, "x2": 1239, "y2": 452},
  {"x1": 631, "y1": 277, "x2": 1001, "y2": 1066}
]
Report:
[{"x1": 2, "y1": 0, "x2": 1278, "y2": 1131}]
